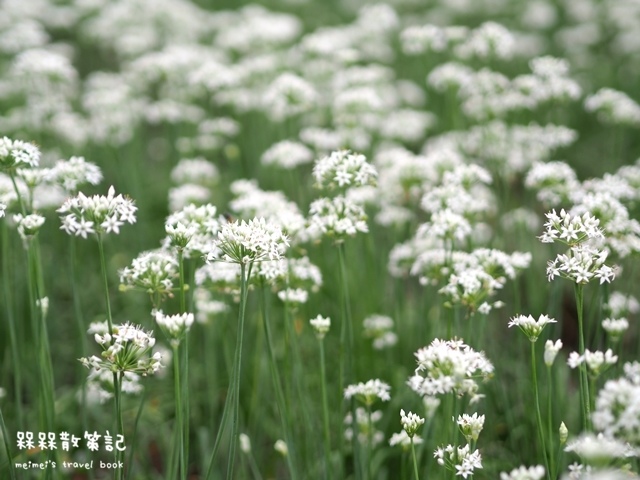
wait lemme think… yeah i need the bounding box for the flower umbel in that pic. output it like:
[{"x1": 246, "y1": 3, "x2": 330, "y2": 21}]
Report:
[
  {"x1": 80, "y1": 322, "x2": 163, "y2": 376},
  {"x1": 508, "y1": 314, "x2": 557, "y2": 342},
  {"x1": 208, "y1": 217, "x2": 289, "y2": 265}
]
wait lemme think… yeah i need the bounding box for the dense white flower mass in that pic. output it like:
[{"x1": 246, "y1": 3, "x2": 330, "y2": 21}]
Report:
[
  {"x1": 408, "y1": 339, "x2": 494, "y2": 400},
  {"x1": 500, "y1": 465, "x2": 546, "y2": 480},
  {"x1": 307, "y1": 195, "x2": 369, "y2": 240},
  {"x1": 434, "y1": 443, "x2": 483, "y2": 479},
  {"x1": 344, "y1": 379, "x2": 391, "y2": 405},
  {"x1": 312, "y1": 150, "x2": 377, "y2": 191},
  {"x1": 592, "y1": 362, "x2": 640, "y2": 447},
  {"x1": 58, "y1": 186, "x2": 137, "y2": 238},
  {"x1": 208, "y1": 217, "x2": 289, "y2": 265},
  {"x1": 509, "y1": 314, "x2": 557, "y2": 342},
  {"x1": 119, "y1": 250, "x2": 178, "y2": 300},
  {"x1": 585, "y1": 88, "x2": 640, "y2": 125},
  {"x1": 261, "y1": 140, "x2": 314, "y2": 169},
  {"x1": 0, "y1": 137, "x2": 41, "y2": 171},
  {"x1": 80, "y1": 322, "x2": 163, "y2": 376}
]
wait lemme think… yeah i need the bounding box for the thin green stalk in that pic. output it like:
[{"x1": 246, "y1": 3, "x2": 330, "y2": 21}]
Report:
[
  {"x1": 226, "y1": 262, "x2": 252, "y2": 480},
  {"x1": 260, "y1": 284, "x2": 298, "y2": 479},
  {"x1": 97, "y1": 235, "x2": 114, "y2": 334},
  {"x1": 173, "y1": 344, "x2": 185, "y2": 480},
  {"x1": 546, "y1": 366, "x2": 555, "y2": 479},
  {"x1": 574, "y1": 284, "x2": 591, "y2": 431},
  {"x1": 114, "y1": 372, "x2": 125, "y2": 480},
  {"x1": 1, "y1": 224, "x2": 23, "y2": 430},
  {"x1": 366, "y1": 404, "x2": 373, "y2": 480},
  {"x1": 70, "y1": 237, "x2": 89, "y2": 444},
  {"x1": 410, "y1": 438, "x2": 420, "y2": 480},
  {"x1": 177, "y1": 249, "x2": 189, "y2": 479},
  {"x1": 0, "y1": 405, "x2": 17, "y2": 480},
  {"x1": 337, "y1": 242, "x2": 358, "y2": 477},
  {"x1": 319, "y1": 338, "x2": 332, "y2": 480},
  {"x1": 531, "y1": 342, "x2": 551, "y2": 480},
  {"x1": 125, "y1": 392, "x2": 147, "y2": 480}
]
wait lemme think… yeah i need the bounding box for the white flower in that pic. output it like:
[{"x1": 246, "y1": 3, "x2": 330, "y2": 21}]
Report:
[
  {"x1": 544, "y1": 339, "x2": 563, "y2": 366},
  {"x1": 592, "y1": 362, "x2": 640, "y2": 446},
  {"x1": 239, "y1": 434, "x2": 251, "y2": 454},
  {"x1": 309, "y1": 315, "x2": 331, "y2": 339},
  {"x1": 564, "y1": 433, "x2": 632, "y2": 462},
  {"x1": 434, "y1": 443, "x2": 483, "y2": 478},
  {"x1": 567, "y1": 350, "x2": 618, "y2": 377},
  {"x1": 261, "y1": 140, "x2": 313, "y2": 169},
  {"x1": 344, "y1": 379, "x2": 391, "y2": 405},
  {"x1": 13, "y1": 213, "x2": 45, "y2": 242},
  {"x1": 585, "y1": 88, "x2": 640, "y2": 126},
  {"x1": 457, "y1": 413, "x2": 485, "y2": 442},
  {"x1": 313, "y1": 150, "x2": 377, "y2": 191},
  {"x1": 50, "y1": 156, "x2": 102, "y2": 193},
  {"x1": 400, "y1": 409, "x2": 425, "y2": 437},
  {"x1": 500, "y1": 465, "x2": 546, "y2": 480},
  {"x1": 408, "y1": 339, "x2": 494, "y2": 399},
  {"x1": 389, "y1": 430, "x2": 424, "y2": 449},
  {"x1": 601, "y1": 318, "x2": 629, "y2": 341},
  {"x1": 154, "y1": 311, "x2": 194, "y2": 347},
  {"x1": 508, "y1": 314, "x2": 557, "y2": 342},
  {"x1": 0, "y1": 137, "x2": 41, "y2": 171},
  {"x1": 57, "y1": 186, "x2": 137, "y2": 238},
  {"x1": 274, "y1": 439, "x2": 288, "y2": 456},
  {"x1": 307, "y1": 195, "x2": 369, "y2": 240},
  {"x1": 363, "y1": 314, "x2": 397, "y2": 350},
  {"x1": 163, "y1": 203, "x2": 220, "y2": 258},
  {"x1": 80, "y1": 322, "x2": 163, "y2": 376},
  {"x1": 208, "y1": 217, "x2": 289, "y2": 265}
]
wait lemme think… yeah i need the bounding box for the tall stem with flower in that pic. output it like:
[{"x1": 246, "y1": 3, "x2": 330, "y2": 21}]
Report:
[
  {"x1": 203, "y1": 217, "x2": 288, "y2": 478},
  {"x1": 540, "y1": 209, "x2": 615, "y2": 432}
]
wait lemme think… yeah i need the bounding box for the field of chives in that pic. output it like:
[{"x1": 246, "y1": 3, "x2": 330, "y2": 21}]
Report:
[{"x1": 1, "y1": 0, "x2": 640, "y2": 479}]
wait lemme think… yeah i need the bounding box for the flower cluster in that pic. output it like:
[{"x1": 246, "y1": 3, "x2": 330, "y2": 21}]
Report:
[
  {"x1": 564, "y1": 433, "x2": 632, "y2": 463},
  {"x1": 119, "y1": 250, "x2": 179, "y2": 302},
  {"x1": 13, "y1": 213, "x2": 45, "y2": 243},
  {"x1": 434, "y1": 443, "x2": 483, "y2": 479},
  {"x1": 408, "y1": 339, "x2": 494, "y2": 401},
  {"x1": 363, "y1": 314, "x2": 397, "y2": 350},
  {"x1": 154, "y1": 311, "x2": 194, "y2": 347},
  {"x1": 601, "y1": 318, "x2": 629, "y2": 341},
  {"x1": 58, "y1": 186, "x2": 137, "y2": 238},
  {"x1": 400, "y1": 409, "x2": 425, "y2": 438},
  {"x1": 0, "y1": 137, "x2": 40, "y2": 172},
  {"x1": 344, "y1": 408, "x2": 384, "y2": 447},
  {"x1": 312, "y1": 150, "x2": 377, "y2": 191},
  {"x1": 50, "y1": 156, "x2": 102, "y2": 193},
  {"x1": 500, "y1": 465, "x2": 545, "y2": 480},
  {"x1": 508, "y1": 314, "x2": 557, "y2": 342},
  {"x1": 309, "y1": 314, "x2": 331, "y2": 340},
  {"x1": 306, "y1": 196, "x2": 368, "y2": 240},
  {"x1": 544, "y1": 339, "x2": 563, "y2": 366},
  {"x1": 592, "y1": 362, "x2": 640, "y2": 447},
  {"x1": 568, "y1": 350, "x2": 618, "y2": 378},
  {"x1": 457, "y1": 413, "x2": 485, "y2": 442},
  {"x1": 207, "y1": 217, "x2": 289, "y2": 265},
  {"x1": 261, "y1": 140, "x2": 313, "y2": 169},
  {"x1": 163, "y1": 203, "x2": 220, "y2": 258},
  {"x1": 539, "y1": 209, "x2": 603, "y2": 246},
  {"x1": 344, "y1": 378, "x2": 391, "y2": 405},
  {"x1": 80, "y1": 322, "x2": 163, "y2": 376}
]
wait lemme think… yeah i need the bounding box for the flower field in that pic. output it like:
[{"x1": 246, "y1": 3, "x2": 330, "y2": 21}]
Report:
[{"x1": 1, "y1": 0, "x2": 640, "y2": 479}]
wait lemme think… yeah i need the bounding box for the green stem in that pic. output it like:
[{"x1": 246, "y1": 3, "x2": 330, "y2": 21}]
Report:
[
  {"x1": 574, "y1": 284, "x2": 591, "y2": 431},
  {"x1": 0, "y1": 405, "x2": 17, "y2": 480},
  {"x1": 531, "y1": 342, "x2": 551, "y2": 480},
  {"x1": 260, "y1": 284, "x2": 298, "y2": 479},
  {"x1": 319, "y1": 339, "x2": 332, "y2": 480},
  {"x1": 226, "y1": 262, "x2": 252, "y2": 480},
  {"x1": 114, "y1": 372, "x2": 124, "y2": 480},
  {"x1": 177, "y1": 249, "x2": 189, "y2": 478},
  {"x1": 410, "y1": 438, "x2": 420, "y2": 480},
  {"x1": 1, "y1": 224, "x2": 23, "y2": 430},
  {"x1": 70, "y1": 237, "x2": 89, "y2": 442},
  {"x1": 173, "y1": 344, "x2": 185, "y2": 480},
  {"x1": 546, "y1": 366, "x2": 555, "y2": 480},
  {"x1": 97, "y1": 234, "x2": 114, "y2": 334},
  {"x1": 337, "y1": 242, "x2": 357, "y2": 477}
]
